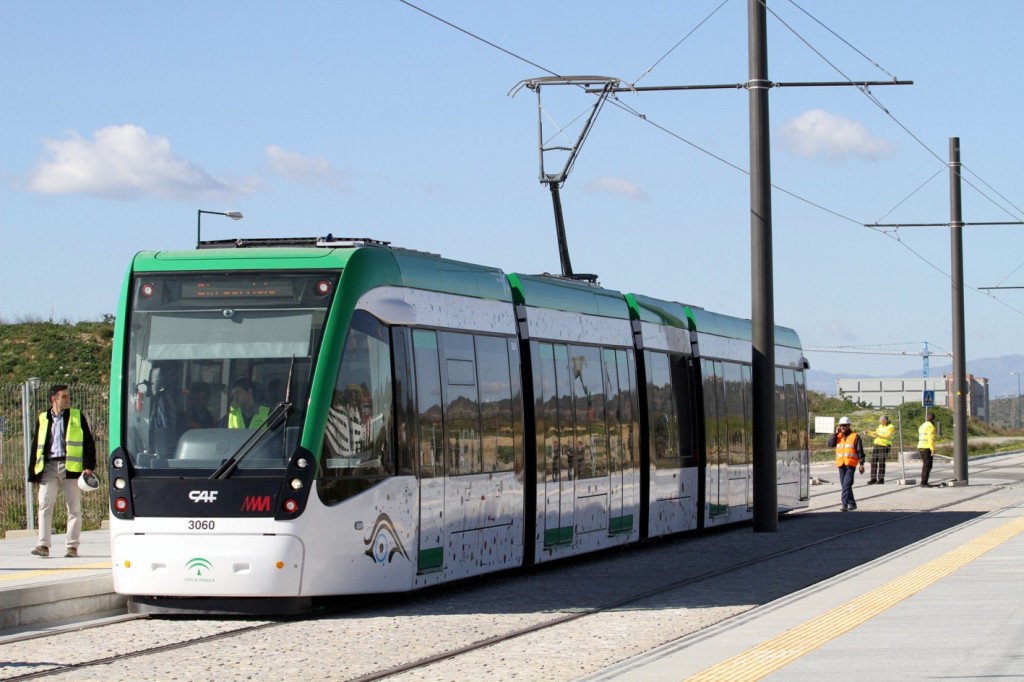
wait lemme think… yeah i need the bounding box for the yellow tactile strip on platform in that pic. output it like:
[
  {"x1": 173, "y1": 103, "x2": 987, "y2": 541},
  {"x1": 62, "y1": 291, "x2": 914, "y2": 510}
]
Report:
[{"x1": 686, "y1": 516, "x2": 1024, "y2": 681}]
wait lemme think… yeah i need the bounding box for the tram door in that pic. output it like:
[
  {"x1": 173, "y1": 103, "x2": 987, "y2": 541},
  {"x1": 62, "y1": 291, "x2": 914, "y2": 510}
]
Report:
[
  {"x1": 536, "y1": 343, "x2": 575, "y2": 549},
  {"x1": 604, "y1": 348, "x2": 634, "y2": 533},
  {"x1": 413, "y1": 330, "x2": 446, "y2": 574},
  {"x1": 414, "y1": 330, "x2": 496, "y2": 575},
  {"x1": 702, "y1": 360, "x2": 727, "y2": 517}
]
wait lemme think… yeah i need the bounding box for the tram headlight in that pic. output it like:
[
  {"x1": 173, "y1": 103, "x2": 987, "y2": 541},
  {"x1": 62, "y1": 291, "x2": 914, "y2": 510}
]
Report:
[
  {"x1": 112, "y1": 456, "x2": 124, "y2": 469},
  {"x1": 140, "y1": 282, "x2": 155, "y2": 299},
  {"x1": 114, "y1": 477, "x2": 127, "y2": 490},
  {"x1": 282, "y1": 498, "x2": 299, "y2": 514},
  {"x1": 289, "y1": 478, "x2": 303, "y2": 490},
  {"x1": 315, "y1": 279, "x2": 332, "y2": 296},
  {"x1": 295, "y1": 457, "x2": 308, "y2": 469},
  {"x1": 114, "y1": 497, "x2": 129, "y2": 513}
]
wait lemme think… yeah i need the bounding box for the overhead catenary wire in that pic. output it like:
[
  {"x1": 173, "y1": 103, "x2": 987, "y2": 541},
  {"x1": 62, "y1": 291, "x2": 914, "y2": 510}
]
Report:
[
  {"x1": 783, "y1": 0, "x2": 898, "y2": 80},
  {"x1": 397, "y1": 0, "x2": 1024, "y2": 317},
  {"x1": 631, "y1": 0, "x2": 730, "y2": 87},
  {"x1": 764, "y1": 0, "x2": 1023, "y2": 229}
]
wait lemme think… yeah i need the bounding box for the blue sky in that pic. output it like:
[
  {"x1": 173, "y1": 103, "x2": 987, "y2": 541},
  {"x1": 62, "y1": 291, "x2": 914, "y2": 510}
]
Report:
[{"x1": 2, "y1": 1, "x2": 1022, "y2": 378}]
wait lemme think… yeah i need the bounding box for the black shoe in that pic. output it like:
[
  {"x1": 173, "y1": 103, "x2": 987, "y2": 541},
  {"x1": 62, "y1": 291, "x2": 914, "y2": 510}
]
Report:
[
  {"x1": 841, "y1": 506, "x2": 849, "y2": 511},
  {"x1": 919, "y1": 483, "x2": 932, "y2": 488},
  {"x1": 849, "y1": 505, "x2": 857, "y2": 510},
  {"x1": 877, "y1": 480, "x2": 884, "y2": 484},
  {"x1": 867, "y1": 480, "x2": 877, "y2": 485}
]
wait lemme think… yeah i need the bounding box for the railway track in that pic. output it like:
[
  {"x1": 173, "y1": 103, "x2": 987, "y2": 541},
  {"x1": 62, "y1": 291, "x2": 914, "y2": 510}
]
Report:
[{"x1": 4, "y1": 466, "x2": 1019, "y2": 681}]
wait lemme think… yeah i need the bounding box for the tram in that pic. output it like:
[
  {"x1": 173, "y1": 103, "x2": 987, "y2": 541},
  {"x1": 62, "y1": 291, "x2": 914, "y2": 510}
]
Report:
[{"x1": 107, "y1": 236, "x2": 809, "y2": 614}]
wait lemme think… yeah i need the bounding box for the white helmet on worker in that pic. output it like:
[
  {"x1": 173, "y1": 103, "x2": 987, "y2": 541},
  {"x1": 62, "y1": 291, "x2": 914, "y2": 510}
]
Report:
[
  {"x1": 77, "y1": 471, "x2": 100, "y2": 492},
  {"x1": 838, "y1": 416, "x2": 851, "y2": 425}
]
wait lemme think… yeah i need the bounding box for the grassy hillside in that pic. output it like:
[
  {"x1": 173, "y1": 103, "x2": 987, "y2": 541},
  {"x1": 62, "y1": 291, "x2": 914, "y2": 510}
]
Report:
[{"x1": 0, "y1": 318, "x2": 114, "y2": 385}]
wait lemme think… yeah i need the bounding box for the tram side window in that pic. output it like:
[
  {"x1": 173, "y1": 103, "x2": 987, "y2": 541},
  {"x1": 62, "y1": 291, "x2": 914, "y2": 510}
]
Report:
[
  {"x1": 673, "y1": 355, "x2": 697, "y2": 467},
  {"x1": 413, "y1": 330, "x2": 444, "y2": 479},
  {"x1": 318, "y1": 311, "x2": 395, "y2": 505},
  {"x1": 775, "y1": 367, "x2": 789, "y2": 451},
  {"x1": 794, "y1": 370, "x2": 808, "y2": 450},
  {"x1": 741, "y1": 364, "x2": 753, "y2": 461},
  {"x1": 723, "y1": 361, "x2": 748, "y2": 467},
  {"x1": 702, "y1": 359, "x2": 725, "y2": 471},
  {"x1": 534, "y1": 341, "x2": 562, "y2": 483},
  {"x1": 568, "y1": 345, "x2": 606, "y2": 478},
  {"x1": 604, "y1": 347, "x2": 637, "y2": 474},
  {"x1": 647, "y1": 351, "x2": 680, "y2": 467},
  {"x1": 554, "y1": 344, "x2": 575, "y2": 479},
  {"x1": 507, "y1": 338, "x2": 526, "y2": 475},
  {"x1": 476, "y1": 335, "x2": 516, "y2": 473},
  {"x1": 784, "y1": 368, "x2": 800, "y2": 451},
  {"x1": 392, "y1": 327, "x2": 416, "y2": 476},
  {"x1": 440, "y1": 332, "x2": 482, "y2": 475}
]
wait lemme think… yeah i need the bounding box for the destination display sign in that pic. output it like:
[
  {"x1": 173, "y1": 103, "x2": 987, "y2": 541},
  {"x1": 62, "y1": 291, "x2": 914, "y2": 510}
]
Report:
[{"x1": 181, "y1": 278, "x2": 294, "y2": 300}]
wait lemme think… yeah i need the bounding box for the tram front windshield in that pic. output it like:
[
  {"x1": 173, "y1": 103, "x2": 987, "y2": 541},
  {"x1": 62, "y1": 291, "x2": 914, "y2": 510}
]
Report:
[{"x1": 122, "y1": 271, "x2": 336, "y2": 472}]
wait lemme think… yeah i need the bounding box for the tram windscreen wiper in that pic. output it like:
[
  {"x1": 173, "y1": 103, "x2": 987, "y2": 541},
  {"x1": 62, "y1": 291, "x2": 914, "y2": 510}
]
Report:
[{"x1": 210, "y1": 401, "x2": 292, "y2": 480}]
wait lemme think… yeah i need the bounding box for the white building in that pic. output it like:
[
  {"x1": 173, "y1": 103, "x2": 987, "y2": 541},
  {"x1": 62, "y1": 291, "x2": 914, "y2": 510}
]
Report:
[
  {"x1": 836, "y1": 374, "x2": 990, "y2": 422},
  {"x1": 836, "y1": 377, "x2": 946, "y2": 408}
]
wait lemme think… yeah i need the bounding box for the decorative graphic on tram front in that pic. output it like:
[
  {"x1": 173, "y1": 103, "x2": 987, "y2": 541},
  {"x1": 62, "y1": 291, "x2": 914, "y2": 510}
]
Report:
[{"x1": 363, "y1": 513, "x2": 410, "y2": 565}]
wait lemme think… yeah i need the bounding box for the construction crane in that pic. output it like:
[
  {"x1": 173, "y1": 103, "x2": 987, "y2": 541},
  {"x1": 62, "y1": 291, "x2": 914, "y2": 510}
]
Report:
[{"x1": 802, "y1": 342, "x2": 952, "y2": 378}]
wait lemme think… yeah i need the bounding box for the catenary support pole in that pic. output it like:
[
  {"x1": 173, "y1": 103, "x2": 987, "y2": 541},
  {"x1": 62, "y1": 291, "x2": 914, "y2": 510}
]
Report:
[
  {"x1": 949, "y1": 138, "x2": 969, "y2": 485},
  {"x1": 749, "y1": 0, "x2": 777, "y2": 531}
]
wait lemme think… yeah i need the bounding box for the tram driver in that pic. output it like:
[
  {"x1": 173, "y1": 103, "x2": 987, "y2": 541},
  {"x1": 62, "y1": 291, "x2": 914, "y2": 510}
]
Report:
[{"x1": 221, "y1": 377, "x2": 271, "y2": 429}]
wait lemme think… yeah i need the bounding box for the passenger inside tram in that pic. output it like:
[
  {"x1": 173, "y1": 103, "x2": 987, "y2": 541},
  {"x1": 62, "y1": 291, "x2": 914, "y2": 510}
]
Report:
[{"x1": 180, "y1": 381, "x2": 218, "y2": 430}]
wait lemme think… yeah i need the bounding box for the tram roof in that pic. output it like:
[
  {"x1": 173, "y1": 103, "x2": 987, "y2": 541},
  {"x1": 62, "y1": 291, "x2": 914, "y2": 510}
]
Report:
[
  {"x1": 132, "y1": 239, "x2": 514, "y2": 302},
  {"x1": 627, "y1": 293, "x2": 802, "y2": 349},
  {"x1": 133, "y1": 246, "x2": 357, "y2": 271},
  {"x1": 507, "y1": 273, "x2": 631, "y2": 319}
]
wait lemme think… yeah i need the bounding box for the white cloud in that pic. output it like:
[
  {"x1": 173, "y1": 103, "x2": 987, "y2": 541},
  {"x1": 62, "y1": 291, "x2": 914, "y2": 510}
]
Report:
[
  {"x1": 582, "y1": 177, "x2": 650, "y2": 201},
  {"x1": 778, "y1": 109, "x2": 895, "y2": 163},
  {"x1": 265, "y1": 145, "x2": 352, "y2": 192},
  {"x1": 28, "y1": 124, "x2": 244, "y2": 200}
]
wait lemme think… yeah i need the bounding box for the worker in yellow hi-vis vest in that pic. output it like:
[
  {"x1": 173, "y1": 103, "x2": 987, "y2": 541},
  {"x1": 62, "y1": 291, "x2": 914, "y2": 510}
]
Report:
[
  {"x1": 917, "y1": 412, "x2": 937, "y2": 487},
  {"x1": 27, "y1": 384, "x2": 97, "y2": 558},
  {"x1": 222, "y1": 377, "x2": 271, "y2": 429},
  {"x1": 867, "y1": 415, "x2": 896, "y2": 485}
]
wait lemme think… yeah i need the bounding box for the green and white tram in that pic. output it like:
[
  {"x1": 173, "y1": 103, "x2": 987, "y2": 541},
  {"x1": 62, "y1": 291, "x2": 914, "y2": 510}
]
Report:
[{"x1": 107, "y1": 236, "x2": 809, "y2": 614}]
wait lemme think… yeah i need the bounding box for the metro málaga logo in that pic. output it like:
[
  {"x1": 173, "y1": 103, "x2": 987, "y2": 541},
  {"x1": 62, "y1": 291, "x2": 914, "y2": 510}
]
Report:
[{"x1": 241, "y1": 495, "x2": 272, "y2": 512}]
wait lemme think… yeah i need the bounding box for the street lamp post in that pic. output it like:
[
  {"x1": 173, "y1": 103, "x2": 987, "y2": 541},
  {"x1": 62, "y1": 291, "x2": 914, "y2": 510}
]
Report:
[
  {"x1": 1013, "y1": 372, "x2": 1022, "y2": 431},
  {"x1": 197, "y1": 209, "x2": 243, "y2": 246}
]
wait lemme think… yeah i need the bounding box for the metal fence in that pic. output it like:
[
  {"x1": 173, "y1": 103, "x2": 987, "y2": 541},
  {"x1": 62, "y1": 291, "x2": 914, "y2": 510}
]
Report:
[{"x1": 0, "y1": 383, "x2": 109, "y2": 537}]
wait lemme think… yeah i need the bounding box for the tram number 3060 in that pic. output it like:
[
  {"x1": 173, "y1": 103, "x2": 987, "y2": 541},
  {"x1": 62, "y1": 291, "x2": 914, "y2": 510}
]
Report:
[{"x1": 188, "y1": 520, "x2": 216, "y2": 531}]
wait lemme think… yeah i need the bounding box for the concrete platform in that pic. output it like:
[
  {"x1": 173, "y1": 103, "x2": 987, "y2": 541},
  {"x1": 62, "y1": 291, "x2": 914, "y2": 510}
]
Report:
[
  {"x1": 0, "y1": 527, "x2": 124, "y2": 632},
  {"x1": 585, "y1": 455, "x2": 1024, "y2": 681}
]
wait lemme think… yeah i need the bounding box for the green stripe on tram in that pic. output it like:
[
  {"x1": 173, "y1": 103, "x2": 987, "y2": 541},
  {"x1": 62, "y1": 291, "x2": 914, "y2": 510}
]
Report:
[
  {"x1": 609, "y1": 514, "x2": 634, "y2": 535},
  {"x1": 417, "y1": 547, "x2": 444, "y2": 573},
  {"x1": 543, "y1": 526, "x2": 574, "y2": 547}
]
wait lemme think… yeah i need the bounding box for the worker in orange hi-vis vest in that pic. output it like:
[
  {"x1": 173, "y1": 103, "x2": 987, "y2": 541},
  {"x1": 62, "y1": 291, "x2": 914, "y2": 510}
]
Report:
[{"x1": 827, "y1": 416, "x2": 864, "y2": 511}]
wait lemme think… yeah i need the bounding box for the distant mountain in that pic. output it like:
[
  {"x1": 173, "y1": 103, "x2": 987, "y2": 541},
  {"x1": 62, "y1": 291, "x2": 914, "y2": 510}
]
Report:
[{"x1": 807, "y1": 355, "x2": 1024, "y2": 397}]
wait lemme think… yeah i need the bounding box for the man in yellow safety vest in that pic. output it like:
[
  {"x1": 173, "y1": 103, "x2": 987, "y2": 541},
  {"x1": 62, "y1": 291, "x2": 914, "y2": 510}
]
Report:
[
  {"x1": 867, "y1": 415, "x2": 896, "y2": 485},
  {"x1": 917, "y1": 412, "x2": 937, "y2": 487},
  {"x1": 223, "y1": 377, "x2": 271, "y2": 429},
  {"x1": 27, "y1": 384, "x2": 97, "y2": 558}
]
